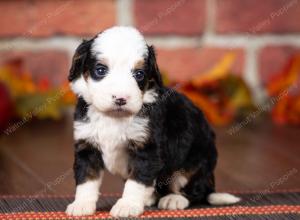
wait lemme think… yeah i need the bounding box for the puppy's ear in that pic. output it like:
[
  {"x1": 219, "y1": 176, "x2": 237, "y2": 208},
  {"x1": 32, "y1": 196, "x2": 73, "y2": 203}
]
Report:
[
  {"x1": 147, "y1": 45, "x2": 163, "y2": 87},
  {"x1": 68, "y1": 39, "x2": 93, "y2": 81}
]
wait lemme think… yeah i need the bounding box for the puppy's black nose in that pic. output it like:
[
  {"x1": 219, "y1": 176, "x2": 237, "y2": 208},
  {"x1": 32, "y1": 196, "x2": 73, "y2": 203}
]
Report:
[{"x1": 114, "y1": 98, "x2": 127, "y2": 106}]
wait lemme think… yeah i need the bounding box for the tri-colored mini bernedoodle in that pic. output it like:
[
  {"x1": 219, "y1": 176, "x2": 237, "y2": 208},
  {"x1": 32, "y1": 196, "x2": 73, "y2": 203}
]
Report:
[{"x1": 66, "y1": 26, "x2": 240, "y2": 218}]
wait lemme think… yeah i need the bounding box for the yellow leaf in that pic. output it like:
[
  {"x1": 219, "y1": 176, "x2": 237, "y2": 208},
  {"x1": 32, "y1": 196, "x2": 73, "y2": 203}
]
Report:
[{"x1": 192, "y1": 52, "x2": 236, "y2": 87}]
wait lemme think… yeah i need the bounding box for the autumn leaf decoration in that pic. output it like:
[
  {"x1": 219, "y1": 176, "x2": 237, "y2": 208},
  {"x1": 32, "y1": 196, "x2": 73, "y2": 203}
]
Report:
[
  {"x1": 171, "y1": 53, "x2": 255, "y2": 126},
  {"x1": 266, "y1": 55, "x2": 300, "y2": 125},
  {"x1": 0, "y1": 58, "x2": 75, "y2": 120}
]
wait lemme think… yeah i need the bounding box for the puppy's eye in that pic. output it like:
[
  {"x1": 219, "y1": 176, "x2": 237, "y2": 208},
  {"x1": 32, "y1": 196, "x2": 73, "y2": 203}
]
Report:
[
  {"x1": 133, "y1": 70, "x2": 145, "y2": 81},
  {"x1": 94, "y1": 65, "x2": 107, "y2": 79}
]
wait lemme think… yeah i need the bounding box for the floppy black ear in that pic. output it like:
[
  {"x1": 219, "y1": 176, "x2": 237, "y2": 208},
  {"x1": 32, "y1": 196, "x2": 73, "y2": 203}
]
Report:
[
  {"x1": 68, "y1": 39, "x2": 93, "y2": 81},
  {"x1": 147, "y1": 45, "x2": 163, "y2": 87}
]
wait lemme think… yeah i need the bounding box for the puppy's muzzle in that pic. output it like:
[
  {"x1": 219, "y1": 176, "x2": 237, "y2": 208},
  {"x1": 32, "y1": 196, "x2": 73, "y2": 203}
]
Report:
[{"x1": 113, "y1": 96, "x2": 127, "y2": 106}]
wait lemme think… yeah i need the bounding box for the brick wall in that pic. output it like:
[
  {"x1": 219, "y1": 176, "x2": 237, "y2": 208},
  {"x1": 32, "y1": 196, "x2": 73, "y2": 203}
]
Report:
[{"x1": 1, "y1": 0, "x2": 300, "y2": 102}]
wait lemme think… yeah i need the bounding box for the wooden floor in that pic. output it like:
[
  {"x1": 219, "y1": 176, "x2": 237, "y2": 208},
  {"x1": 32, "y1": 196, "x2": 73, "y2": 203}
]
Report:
[{"x1": 0, "y1": 113, "x2": 299, "y2": 196}]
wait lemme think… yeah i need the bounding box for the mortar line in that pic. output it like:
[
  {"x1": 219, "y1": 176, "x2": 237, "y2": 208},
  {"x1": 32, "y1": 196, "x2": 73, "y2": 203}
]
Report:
[{"x1": 116, "y1": 0, "x2": 134, "y2": 26}]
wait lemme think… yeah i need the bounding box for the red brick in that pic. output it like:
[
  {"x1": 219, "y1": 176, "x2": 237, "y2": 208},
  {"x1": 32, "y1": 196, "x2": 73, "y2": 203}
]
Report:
[
  {"x1": 0, "y1": 0, "x2": 116, "y2": 37},
  {"x1": 156, "y1": 47, "x2": 244, "y2": 82},
  {"x1": 216, "y1": 0, "x2": 300, "y2": 34},
  {"x1": 259, "y1": 46, "x2": 300, "y2": 85},
  {"x1": 134, "y1": 0, "x2": 206, "y2": 35},
  {"x1": 0, "y1": 51, "x2": 69, "y2": 85},
  {"x1": 0, "y1": 1, "x2": 32, "y2": 37}
]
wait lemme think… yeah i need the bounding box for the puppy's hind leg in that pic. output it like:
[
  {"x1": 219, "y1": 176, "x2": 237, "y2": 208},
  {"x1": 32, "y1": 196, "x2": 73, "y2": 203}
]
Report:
[
  {"x1": 158, "y1": 194, "x2": 189, "y2": 210},
  {"x1": 158, "y1": 172, "x2": 190, "y2": 210},
  {"x1": 207, "y1": 192, "x2": 240, "y2": 205},
  {"x1": 182, "y1": 171, "x2": 215, "y2": 205},
  {"x1": 182, "y1": 170, "x2": 240, "y2": 206}
]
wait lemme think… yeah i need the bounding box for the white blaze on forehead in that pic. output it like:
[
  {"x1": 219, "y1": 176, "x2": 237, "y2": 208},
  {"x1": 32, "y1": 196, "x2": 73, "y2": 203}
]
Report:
[{"x1": 91, "y1": 26, "x2": 148, "y2": 67}]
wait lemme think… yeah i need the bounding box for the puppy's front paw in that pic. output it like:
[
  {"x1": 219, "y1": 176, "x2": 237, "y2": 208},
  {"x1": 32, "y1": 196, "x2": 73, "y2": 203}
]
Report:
[
  {"x1": 65, "y1": 200, "x2": 96, "y2": 216},
  {"x1": 110, "y1": 198, "x2": 144, "y2": 217}
]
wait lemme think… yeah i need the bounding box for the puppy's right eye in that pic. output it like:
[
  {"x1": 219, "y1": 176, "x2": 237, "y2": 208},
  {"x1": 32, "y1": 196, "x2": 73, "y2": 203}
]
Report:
[{"x1": 94, "y1": 65, "x2": 108, "y2": 79}]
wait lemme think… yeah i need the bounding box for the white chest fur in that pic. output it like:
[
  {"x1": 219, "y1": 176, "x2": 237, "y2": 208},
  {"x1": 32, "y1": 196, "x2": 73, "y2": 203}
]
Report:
[{"x1": 74, "y1": 106, "x2": 149, "y2": 178}]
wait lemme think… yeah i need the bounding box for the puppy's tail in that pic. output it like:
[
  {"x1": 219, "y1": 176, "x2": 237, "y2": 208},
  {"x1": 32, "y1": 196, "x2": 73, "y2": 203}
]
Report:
[{"x1": 207, "y1": 192, "x2": 241, "y2": 205}]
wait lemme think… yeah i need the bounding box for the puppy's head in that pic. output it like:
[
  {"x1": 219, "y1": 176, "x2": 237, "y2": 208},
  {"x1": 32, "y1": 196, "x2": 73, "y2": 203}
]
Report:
[{"x1": 69, "y1": 26, "x2": 162, "y2": 117}]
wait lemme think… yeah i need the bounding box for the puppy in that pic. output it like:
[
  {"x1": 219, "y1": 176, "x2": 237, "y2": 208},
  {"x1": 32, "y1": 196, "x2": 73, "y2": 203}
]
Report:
[{"x1": 66, "y1": 26, "x2": 240, "y2": 217}]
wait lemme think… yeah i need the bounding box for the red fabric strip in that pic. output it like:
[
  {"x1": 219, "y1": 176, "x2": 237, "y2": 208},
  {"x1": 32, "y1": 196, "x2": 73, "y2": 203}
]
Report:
[{"x1": 1, "y1": 205, "x2": 299, "y2": 219}]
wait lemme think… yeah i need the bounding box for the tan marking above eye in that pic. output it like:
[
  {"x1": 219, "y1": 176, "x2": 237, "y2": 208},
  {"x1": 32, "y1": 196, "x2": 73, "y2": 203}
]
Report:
[
  {"x1": 134, "y1": 60, "x2": 145, "y2": 70},
  {"x1": 97, "y1": 58, "x2": 109, "y2": 66}
]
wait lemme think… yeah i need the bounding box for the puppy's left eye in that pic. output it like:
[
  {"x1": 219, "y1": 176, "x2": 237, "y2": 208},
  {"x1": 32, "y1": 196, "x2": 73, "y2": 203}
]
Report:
[
  {"x1": 133, "y1": 70, "x2": 145, "y2": 81},
  {"x1": 94, "y1": 65, "x2": 108, "y2": 79}
]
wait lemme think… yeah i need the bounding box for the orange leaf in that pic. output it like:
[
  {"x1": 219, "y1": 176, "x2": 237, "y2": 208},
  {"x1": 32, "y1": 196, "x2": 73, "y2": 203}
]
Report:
[
  {"x1": 267, "y1": 55, "x2": 300, "y2": 96},
  {"x1": 179, "y1": 88, "x2": 234, "y2": 126}
]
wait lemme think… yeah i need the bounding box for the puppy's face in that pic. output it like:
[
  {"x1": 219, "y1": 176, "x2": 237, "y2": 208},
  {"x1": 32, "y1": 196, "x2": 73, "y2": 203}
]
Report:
[{"x1": 69, "y1": 27, "x2": 162, "y2": 117}]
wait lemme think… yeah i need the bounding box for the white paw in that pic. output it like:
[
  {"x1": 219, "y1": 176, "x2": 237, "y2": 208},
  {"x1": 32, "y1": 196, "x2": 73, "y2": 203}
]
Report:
[
  {"x1": 110, "y1": 198, "x2": 144, "y2": 217},
  {"x1": 207, "y1": 193, "x2": 241, "y2": 205},
  {"x1": 158, "y1": 194, "x2": 189, "y2": 210},
  {"x1": 65, "y1": 200, "x2": 96, "y2": 216},
  {"x1": 144, "y1": 193, "x2": 157, "y2": 206}
]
